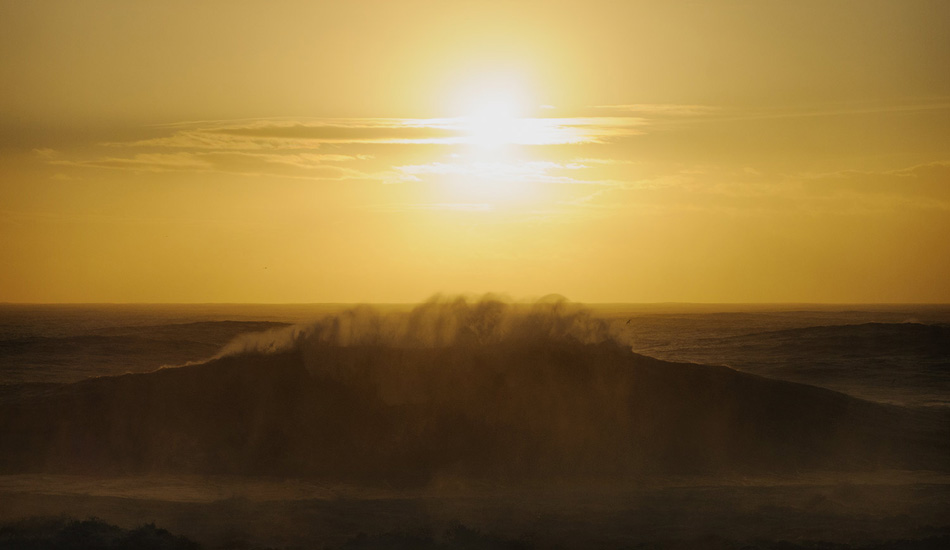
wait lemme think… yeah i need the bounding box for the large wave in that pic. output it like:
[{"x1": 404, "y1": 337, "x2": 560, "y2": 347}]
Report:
[
  {"x1": 216, "y1": 294, "x2": 612, "y2": 354},
  {"x1": 0, "y1": 296, "x2": 946, "y2": 484}
]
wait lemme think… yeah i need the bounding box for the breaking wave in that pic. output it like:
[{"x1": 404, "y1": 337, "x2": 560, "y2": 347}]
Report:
[
  {"x1": 0, "y1": 296, "x2": 946, "y2": 484},
  {"x1": 216, "y1": 294, "x2": 612, "y2": 355}
]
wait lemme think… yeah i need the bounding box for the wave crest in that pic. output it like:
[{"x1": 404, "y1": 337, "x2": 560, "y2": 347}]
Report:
[{"x1": 217, "y1": 294, "x2": 613, "y2": 358}]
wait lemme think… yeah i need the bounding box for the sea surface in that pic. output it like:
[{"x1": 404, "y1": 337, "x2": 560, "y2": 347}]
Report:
[
  {"x1": 2, "y1": 302, "x2": 948, "y2": 408},
  {"x1": 1, "y1": 301, "x2": 948, "y2": 549}
]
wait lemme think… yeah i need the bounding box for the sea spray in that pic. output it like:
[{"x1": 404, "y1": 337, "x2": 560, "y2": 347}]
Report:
[{"x1": 216, "y1": 294, "x2": 613, "y2": 355}]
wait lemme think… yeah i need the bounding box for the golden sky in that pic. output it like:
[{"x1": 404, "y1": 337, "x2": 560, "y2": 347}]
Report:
[{"x1": 1, "y1": 0, "x2": 949, "y2": 303}]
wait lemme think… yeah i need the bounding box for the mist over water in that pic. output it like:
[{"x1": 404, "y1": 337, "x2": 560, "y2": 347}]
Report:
[{"x1": 217, "y1": 294, "x2": 611, "y2": 353}]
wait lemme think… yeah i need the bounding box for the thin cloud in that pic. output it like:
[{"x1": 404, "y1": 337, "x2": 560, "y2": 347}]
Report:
[
  {"x1": 800, "y1": 161, "x2": 950, "y2": 204},
  {"x1": 111, "y1": 116, "x2": 644, "y2": 150},
  {"x1": 573, "y1": 161, "x2": 950, "y2": 215},
  {"x1": 593, "y1": 104, "x2": 719, "y2": 116},
  {"x1": 680, "y1": 99, "x2": 950, "y2": 124},
  {"x1": 32, "y1": 148, "x2": 59, "y2": 158},
  {"x1": 54, "y1": 151, "x2": 372, "y2": 181},
  {"x1": 214, "y1": 120, "x2": 460, "y2": 143},
  {"x1": 50, "y1": 116, "x2": 646, "y2": 187},
  {"x1": 596, "y1": 99, "x2": 950, "y2": 126},
  {"x1": 54, "y1": 152, "x2": 213, "y2": 172},
  {"x1": 365, "y1": 202, "x2": 494, "y2": 213},
  {"x1": 384, "y1": 160, "x2": 617, "y2": 186},
  {"x1": 570, "y1": 157, "x2": 638, "y2": 165}
]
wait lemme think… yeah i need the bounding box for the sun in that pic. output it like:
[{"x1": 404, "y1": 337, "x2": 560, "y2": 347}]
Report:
[
  {"x1": 448, "y1": 74, "x2": 533, "y2": 149},
  {"x1": 462, "y1": 95, "x2": 523, "y2": 149},
  {"x1": 431, "y1": 76, "x2": 556, "y2": 206},
  {"x1": 451, "y1": 86, "x2": 570, "y2": 148}
]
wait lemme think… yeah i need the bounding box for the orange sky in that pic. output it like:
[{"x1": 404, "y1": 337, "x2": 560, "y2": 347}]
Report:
[{"x1": 1, "y1": 0, "x2": 949, "y2": 303}]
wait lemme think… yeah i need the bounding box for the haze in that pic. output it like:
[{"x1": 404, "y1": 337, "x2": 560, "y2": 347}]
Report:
[{"x1": 2, "y1": 0, "x2": 949, "y2": 303}]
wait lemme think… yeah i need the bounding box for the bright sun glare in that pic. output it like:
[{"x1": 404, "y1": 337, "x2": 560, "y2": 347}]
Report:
[
  {"x1": 439, "y1": 78, "x2": 554, "y2": 206},
  {"x1": 451, "y1": 76, "x2": 532, "y2": 149},
  {"x1": 463, "y1": 96, "x2": 523, "y2": 149}
]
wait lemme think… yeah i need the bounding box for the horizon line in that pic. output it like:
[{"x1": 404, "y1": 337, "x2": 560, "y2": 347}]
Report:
[{"x1": 2, "y1": 301, "x2": 949, "y2": 307}]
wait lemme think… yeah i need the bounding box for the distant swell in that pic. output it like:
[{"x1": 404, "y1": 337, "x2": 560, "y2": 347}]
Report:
[
  {"x1": 688, "y1": 321, "x2": 950, "y2": 407},
  {"x1": 0, "y1": 297, "x2": 946, "y2": 483},
  {"x1": 727, "y1": 321, "x2": 950, "y2": 353}
]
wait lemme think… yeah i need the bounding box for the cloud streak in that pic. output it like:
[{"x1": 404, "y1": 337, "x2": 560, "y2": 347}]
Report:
[
  {"x1": 800, "y1": 161, "x2": 950, "y2": 209},
  {"x1": 49, "y1": 115, "x2": 649, "y2": 191},
  {"x1": 51, "y1": 110, "x2": 950, "y2": 216},
  {"x1": 54, "y1": 151, "x2": 372, "y2": 181},
  {"x1": 116, "y1": 116, "x2": 644, "y2": 150},
  {"x1": 593, "y1": 104, "x2": 720, "y2": 116},
  {"x1": 384, "y1": 160, "x2": 613, "y2": 186}
]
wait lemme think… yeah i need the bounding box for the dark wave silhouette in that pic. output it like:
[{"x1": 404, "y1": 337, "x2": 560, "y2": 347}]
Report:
[
  {"x1": 0, "y1": 517, "x2": 200, "y2": 550},
  {"x1": 0, "y1": 298, "x2": 946, "y2": 483}
]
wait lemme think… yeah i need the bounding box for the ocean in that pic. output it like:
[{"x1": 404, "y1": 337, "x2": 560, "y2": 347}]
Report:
[
  {"x1": 0, "y1": 300, "x2": 948, "y2": 549},
  {"x1": 3, "y1": 302, "x2": 948, "y2": 407}
]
